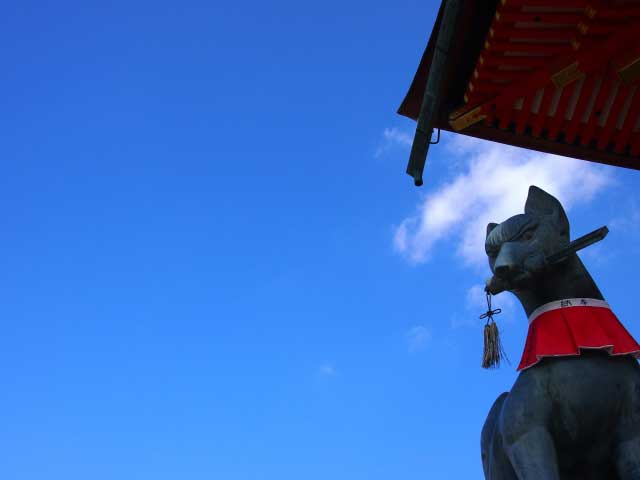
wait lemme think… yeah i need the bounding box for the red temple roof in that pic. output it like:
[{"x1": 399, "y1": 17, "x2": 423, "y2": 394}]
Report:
[{"x1": 399, "y1": 0, "x2": 640, "y2": 182}]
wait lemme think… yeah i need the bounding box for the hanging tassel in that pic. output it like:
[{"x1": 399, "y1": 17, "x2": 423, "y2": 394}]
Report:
[
  {"x1": 482, "y1": 320, "x2": 505, "y2": 368},
  {"x1": 480, "y1": 293, "x2": 509, "y2": 369}
]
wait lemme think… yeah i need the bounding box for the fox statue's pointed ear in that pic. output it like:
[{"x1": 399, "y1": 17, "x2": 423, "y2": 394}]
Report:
[
  {"x1": 486, "y1": 223, "x2": 498, "y2": 239},
  {"x1": 524, "y1": 186, "x2": 569, "y2": 236}
]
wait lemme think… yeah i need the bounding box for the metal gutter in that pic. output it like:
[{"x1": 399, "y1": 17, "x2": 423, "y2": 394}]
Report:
[{"x1": 406, "y1": 0, "x2": 464, "y2": 186}]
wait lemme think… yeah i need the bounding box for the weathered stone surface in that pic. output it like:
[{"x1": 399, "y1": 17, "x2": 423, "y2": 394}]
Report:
[{"x1": 481, "y1": 186, "x2": 640, "y2": 480}]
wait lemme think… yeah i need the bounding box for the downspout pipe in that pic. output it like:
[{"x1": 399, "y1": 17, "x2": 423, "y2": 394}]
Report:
[{"x1": 406, "y1": 0, "x2": 463, "y2": 186}]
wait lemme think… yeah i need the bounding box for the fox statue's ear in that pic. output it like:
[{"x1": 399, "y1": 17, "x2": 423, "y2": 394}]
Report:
[
  {"x1": 486, "y1": 222, "x2": 498, "y2": 239},
  {"x1": 524, "y1": 186, "x2": 569, "y2": 236}
]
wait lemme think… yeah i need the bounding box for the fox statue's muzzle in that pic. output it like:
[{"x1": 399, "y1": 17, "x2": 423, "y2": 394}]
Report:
[{"x1": 486, "y1": 241, "x2": 547, "y2": 295}]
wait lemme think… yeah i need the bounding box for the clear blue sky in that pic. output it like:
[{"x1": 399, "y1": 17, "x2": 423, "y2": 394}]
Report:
[{"x1": 2, "y1": 2, "x2": 640, "y2": 479}]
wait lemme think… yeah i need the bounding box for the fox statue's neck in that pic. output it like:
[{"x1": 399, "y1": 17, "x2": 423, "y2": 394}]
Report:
[{"x1": 511, "y1": 254, "x2": 604, "y2": 318}]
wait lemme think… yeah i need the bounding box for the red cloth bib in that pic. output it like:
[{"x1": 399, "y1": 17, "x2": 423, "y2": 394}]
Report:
[{"x1": 518, "y1": 298, "x2": 640, "y2": 371}]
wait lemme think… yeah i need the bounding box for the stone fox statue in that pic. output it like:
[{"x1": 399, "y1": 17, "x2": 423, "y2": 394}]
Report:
[{"x1": 481, "y1": 186, "x2": 640, "y2": 480}]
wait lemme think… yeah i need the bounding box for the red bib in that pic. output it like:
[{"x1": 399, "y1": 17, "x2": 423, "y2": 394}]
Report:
[{"x1": 518, "y1": 298, "x2": 640, "y2": 371}]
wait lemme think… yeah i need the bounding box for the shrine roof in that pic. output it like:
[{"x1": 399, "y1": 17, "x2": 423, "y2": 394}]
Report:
[{"x1": 398, "y1": 0, "x2": 640, "y2": 179}]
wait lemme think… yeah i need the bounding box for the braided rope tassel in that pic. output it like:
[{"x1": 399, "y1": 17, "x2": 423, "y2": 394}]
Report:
[{"x1": 480, "y1": 293, "x2": 509, "y2": 369}]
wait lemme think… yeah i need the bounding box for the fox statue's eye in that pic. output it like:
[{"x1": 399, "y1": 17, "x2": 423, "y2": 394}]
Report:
[{"x1": 522, "y1": 230, "x2": 534, "y2": 241}]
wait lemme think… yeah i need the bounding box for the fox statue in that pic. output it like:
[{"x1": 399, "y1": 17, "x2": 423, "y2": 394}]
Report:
[{"x1": 481, "y1": 186, "x2": 640, "y2": 480}]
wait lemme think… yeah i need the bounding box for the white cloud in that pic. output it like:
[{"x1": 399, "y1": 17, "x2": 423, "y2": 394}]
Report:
[
  {"x1": 375, "y1": 127, "x2": 413, "y2": 158},
  {"x1": 469, "y1": 284, "x2": 516, "y2": 316},
  {"x1": 393, "y1": 135, "x2": 613, "y2": 266},
  {"x1": 406, "y1": 325, "x2": 431, "y2": 353},
  {"x1": 466, "y1": 284, "x2": 491, "y2": 312},
  {"x1": 319, "y1": 364, "x2": 336, "y2": 376},
  {"x1": 610, "y1": 201, "x2": 640, "y2": 233},
  {"x1": 579, "y1": 242, "x2": 613, "y2": 267},
  {"x1": 449, "y1": 284, "x2": 517, "y2": 328}
]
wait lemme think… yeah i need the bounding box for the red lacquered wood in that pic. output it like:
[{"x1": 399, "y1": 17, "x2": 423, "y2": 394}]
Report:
[
  {"x1": 490, "y1": 27, "x2": 578, "y2": 42},
  {"x1": 486, "y1": 40, "x2": 573, "y2": 54},
  {"x1": 630, "y1": 132, "x2": 640, "y2": 156},
  {"x1": 580, "y1": 74, "x2": 616, "y2": 146},
  {"x1": 479, "y1": 54, "x2": 553, "y2": 68},
  {"x1": 495, "y1": 12, "x2": 585, "y2": 24},
  {"x1": 515, "y1": 94, "x2": 535, "y2": 134},
  {"x1": 531, "y1": 87, "x2": 555, "y2": 137},
  {"x1": 594, "y1": 6, "x2": 640, "y2": 20},
  {"x1": 499, "y1": 103, "x2": 517, "y2": 130},
  {"x1": 548, "y1": 83, "x2": 576, "y2": 140},
  {"x1": 565, "y1": 75, "x2": 599, "y2": 143},
  {"x1": 614, "y1": 93, "x2": 640, "y2": 153},
  {"x1": 466, "y1": 23, "x2": 638, "y2": 125},
  {"x1": 500, "y1": 0, "x2": 587, "y2": 8},
  {"x1": 596, "y1": 83, "x2": 630, "y2": 150},
  {"x1": 484, "y1": 110, "x2": 497, "y2": 127},
  {"x1": 476, "y1": 69, "x2": 534, "y2": 84}
]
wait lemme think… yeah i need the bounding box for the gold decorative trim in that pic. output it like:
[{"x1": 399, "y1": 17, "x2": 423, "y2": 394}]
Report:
[
  {"x1": 450, "y1": 106, "x2": 487, "y2": 131},
  {"x1": 619, "y1": 57, "x2": 640, "y2": 84},
  {"x1": 551, "y1": 62, "x2": 585, "y2": 88}
]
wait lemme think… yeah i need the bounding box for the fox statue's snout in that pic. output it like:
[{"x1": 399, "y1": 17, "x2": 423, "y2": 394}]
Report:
[
  {"x1": 486, "y1": 237, "x2": 548, "y2": 294},
  {"x1": 485, "y1": 187, "x2": 570, "y2": 295}
]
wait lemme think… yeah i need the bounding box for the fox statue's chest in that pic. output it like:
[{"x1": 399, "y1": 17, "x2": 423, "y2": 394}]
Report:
[
  {"x1": 503, "y1": 351, "x2": 640, "y2": 447},
  {"x1": 549, "y1": 357, "x2": 632, "y2": 420},
  {"x1": 517, "y1": 299, "x2": 640, "y2": 371}
]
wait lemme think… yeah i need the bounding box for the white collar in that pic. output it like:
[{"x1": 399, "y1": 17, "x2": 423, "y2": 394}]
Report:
[{"x1": 528, "y1": 298, "x2": 610, "y2": 324}]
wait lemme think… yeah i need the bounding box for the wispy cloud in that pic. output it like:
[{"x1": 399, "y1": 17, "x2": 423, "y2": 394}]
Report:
[
  {"x1": 318, "y1": 363, "x2": 336, "y2": 376},
  {"x1": 585, "y1": 199, "x2": 640, "y2": 263},
  {"x1": 375, "y1": 127, "x2": 413, "y2": 158},
  {"x1": 610, "y1": 201, "x2": 640, "y2": 233},
  {"x1": 466, "y1": 284, "x2": 492, "y2": 312},
  {"x1": 393, "y1": 135, "x2": 613, "y2": 266},
  {"x1": 455, "y1": 284, "x2": 517, "y2": 326},
  {"x1": 406, "y1": 325, "x2": 431, "y2": 353}
]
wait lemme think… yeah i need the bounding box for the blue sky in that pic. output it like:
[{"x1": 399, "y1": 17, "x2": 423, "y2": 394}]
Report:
[{"x1": 2, "y1": 2, "x2": 640, "y2": 479}]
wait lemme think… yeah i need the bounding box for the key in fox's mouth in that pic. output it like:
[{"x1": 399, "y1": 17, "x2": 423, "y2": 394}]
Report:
[{"x1": 486, "y1": 271, "x2": 532, "y2": 294}]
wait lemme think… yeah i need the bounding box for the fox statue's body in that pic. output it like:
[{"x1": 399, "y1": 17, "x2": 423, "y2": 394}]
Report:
[{"x1": 481, "y1": 186, "x2": 640, "y2": 480}]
